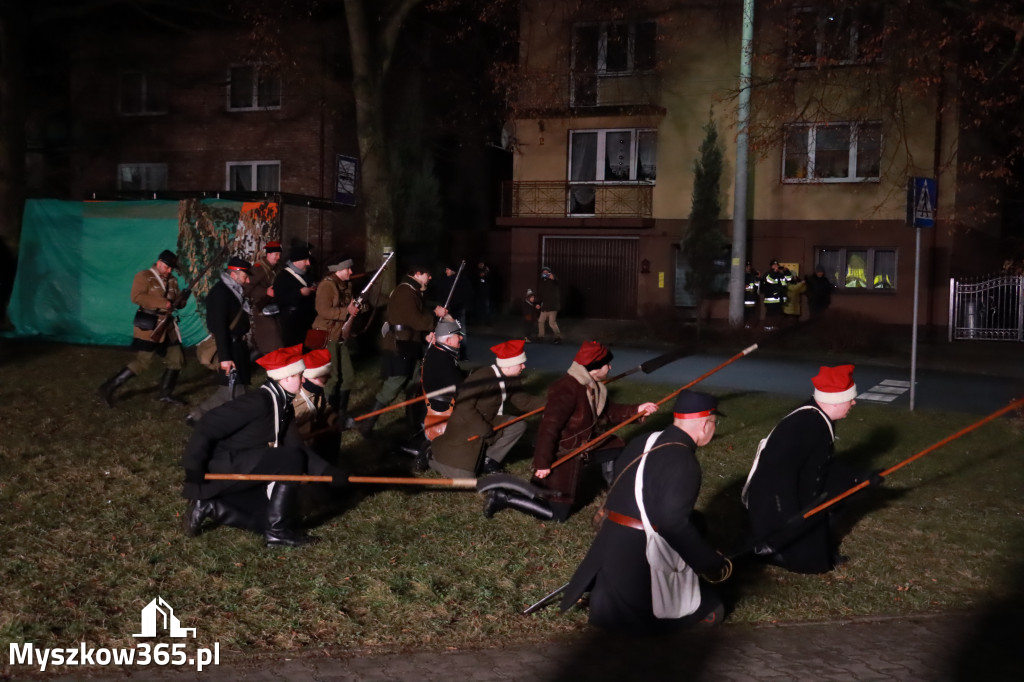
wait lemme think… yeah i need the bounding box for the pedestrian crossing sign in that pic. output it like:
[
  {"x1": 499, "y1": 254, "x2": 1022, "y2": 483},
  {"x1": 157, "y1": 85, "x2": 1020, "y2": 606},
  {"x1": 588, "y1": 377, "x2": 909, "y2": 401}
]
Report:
[{"x1": 906, "y1": 177, "x2": 936, "y2": 228}]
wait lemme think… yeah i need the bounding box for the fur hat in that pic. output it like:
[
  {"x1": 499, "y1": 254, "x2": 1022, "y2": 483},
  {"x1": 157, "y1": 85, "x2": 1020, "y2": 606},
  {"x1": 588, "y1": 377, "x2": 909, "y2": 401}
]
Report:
[
  {"x1": 256, "y1": 344, "x2": 306, "y2": 380},
  {"x1": 490, "y1": 339, "x2": 527, "y2": 368},
  {"x1": 301, "y1": 348, "x2": 331, "y2": 379},
  {"x1": 158, "y1": 250, "x2": 178, "y2": 268},
  {"x1": 328, "y1": 257, "x2": 354, "y2": 272},
  {"x1": 812, "y1": 365, "x2": 857, "y2": 404}
]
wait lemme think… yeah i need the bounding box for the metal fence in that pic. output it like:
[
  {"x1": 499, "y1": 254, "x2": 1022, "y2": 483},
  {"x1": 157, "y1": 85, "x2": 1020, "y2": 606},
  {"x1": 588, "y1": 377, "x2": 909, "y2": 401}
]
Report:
[{"x1": 948, "y1": 274, "x2": 1024, "y2": 341}]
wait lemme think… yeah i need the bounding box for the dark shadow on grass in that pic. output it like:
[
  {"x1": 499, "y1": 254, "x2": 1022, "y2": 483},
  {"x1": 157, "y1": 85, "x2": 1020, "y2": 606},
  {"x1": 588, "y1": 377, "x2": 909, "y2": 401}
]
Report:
[
  {"x1": 945, "y1": 530, "x2": 1024, "y2": 680},
  {"x1": 547, "y1": 624, "x2": 725, "y2": 681}
]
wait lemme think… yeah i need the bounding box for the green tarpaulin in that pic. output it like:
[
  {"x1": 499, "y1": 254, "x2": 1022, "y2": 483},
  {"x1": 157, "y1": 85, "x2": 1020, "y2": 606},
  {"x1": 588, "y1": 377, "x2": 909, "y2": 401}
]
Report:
[{"x1": 7, "y1": 198, "x2": 275, "y2": 347}]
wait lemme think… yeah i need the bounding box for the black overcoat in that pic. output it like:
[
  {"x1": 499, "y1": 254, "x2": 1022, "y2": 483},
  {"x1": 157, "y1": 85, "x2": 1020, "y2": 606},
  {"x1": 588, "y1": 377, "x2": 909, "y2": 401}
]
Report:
[{"x1": 561, "y1": 426, "x2": 727, "y2": 633}]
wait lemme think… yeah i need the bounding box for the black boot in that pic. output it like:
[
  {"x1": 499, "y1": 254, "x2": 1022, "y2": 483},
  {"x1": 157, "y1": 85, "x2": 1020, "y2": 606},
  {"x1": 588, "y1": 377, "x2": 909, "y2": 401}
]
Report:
[
  {"x1": 264, "y1": 483, "x2": 319, "y2": 548},
  {"x1": 336, "y1": 390, "x2": 356, "y2": 430},
  {"x1": 358, "y1": 401, "x2": 386, "y2": 437},
  {"x1": 483, "y1": 490, "x2": 555, "y2": 521},
  {"x1": 480, "y1": 456, "x2": 504, "y2": 475},
  {"x1": 183, "y1": 498, "x2": 262, "y2": 536},
  {"x1": 156, "y1": 369, "x2": 186, "y2": 405},
  {"x1": 98, "y1": 367, "x2": 135, "y2": 408}
]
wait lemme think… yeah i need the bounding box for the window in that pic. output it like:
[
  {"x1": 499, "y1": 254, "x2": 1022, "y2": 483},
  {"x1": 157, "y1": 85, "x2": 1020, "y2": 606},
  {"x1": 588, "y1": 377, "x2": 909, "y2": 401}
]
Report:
[
  {"x1": 573, "y1": 20, "x2": 656, "y2": 76},
  {"x1": 118, "y1": 71, "x2": 167, "y2": 115},
  {"x1": 117, "y1": 163, "x2": 167, "y2": 191},
  {"x1": 790, "y1": 3, "x2": 884, "y2": 65},
  {"x1": 227, "y1": 65, "x2": 281, "y2": 110},
  {"x1": 816, "y1": 247, "x2": 896, "y2": 291},
  {"x1": 226, "y1": 162, "x2": 280, "y2": 191},
  {"x1": 783, "y1": 121, "x2": 881, "y2": 182},
  {"x1": 568, "y1": 129, "x2": 656, "y2": 214},
  {"x1": 571, "y1": 20, "x2": 656, "y2": 106}
]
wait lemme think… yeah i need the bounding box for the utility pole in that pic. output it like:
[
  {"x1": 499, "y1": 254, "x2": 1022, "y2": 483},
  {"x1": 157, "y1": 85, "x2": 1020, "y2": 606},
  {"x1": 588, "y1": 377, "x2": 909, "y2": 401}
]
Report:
[{"x1": 728, "y1": 0, "x2": 755, "y2": 327}]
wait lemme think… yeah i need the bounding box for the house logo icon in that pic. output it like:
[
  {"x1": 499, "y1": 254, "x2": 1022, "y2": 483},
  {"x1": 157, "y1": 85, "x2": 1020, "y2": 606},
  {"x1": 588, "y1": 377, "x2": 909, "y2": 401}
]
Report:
[{"x1": 132, "y1": 596, "x2": 196, "y2": 638}]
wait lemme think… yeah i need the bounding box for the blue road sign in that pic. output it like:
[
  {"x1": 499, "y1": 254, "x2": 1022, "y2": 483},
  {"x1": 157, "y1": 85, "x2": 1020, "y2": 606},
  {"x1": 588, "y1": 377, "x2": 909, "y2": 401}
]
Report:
[{"x1": 907, "y1": 177, "x2": 936, "y2": 228}]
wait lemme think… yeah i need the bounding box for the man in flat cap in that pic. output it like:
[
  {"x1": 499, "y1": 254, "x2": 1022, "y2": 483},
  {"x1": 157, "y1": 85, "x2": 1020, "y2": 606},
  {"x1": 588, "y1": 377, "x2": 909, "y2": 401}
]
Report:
[
  {"x1": 524, "y1": 341, "x2": 657, "y2": 522},
  {"x1": 98, "y1": 249, "x2": 190, "y2": 407},
  {"x1": 429, "y1": 340, "x2": 545, "y2": 486},
  {"x1": 311, "y1": 256, "x2": 361, "y2": 425},
  {"x1": 360, "y1": 262, "x2": 448, "y2": 436},
  {"x1": 186, "y1": 256, "x2": 253, "y2": 425},
  {"x1": 275, "y1": 245, "x2": 318, "y2": 347},
  {"x1": 559, "y1": 390, "x2": 732, "y2": 634},
  {"x1": 243, "y1": 241, "x2": 283, "y2": 355},
  {"x1": 742, "y1": 364, "x2": 881, "y2": 573}
]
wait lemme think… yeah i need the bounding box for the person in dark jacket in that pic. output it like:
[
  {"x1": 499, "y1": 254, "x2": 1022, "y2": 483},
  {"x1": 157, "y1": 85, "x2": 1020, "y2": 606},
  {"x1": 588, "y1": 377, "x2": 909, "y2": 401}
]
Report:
[
  {"x1": 186, "y1": 256, "x2": 252, "y2": 425},
  {"x1": 742, "y1": 365, "x2": 881, "y2": 573},
  {"x1": 760, "y1": 259, "x2": 793, "y2": 331},
  {"x1": 743, "y1": 261, "x2": 760, "y2": 327},
  {"x1": 537, "y1": 265, "x2": 562, "y2": 343},
  {"x1": 274, "y1": 246, "x2": 318, "y2": 347},
  {"x1": 360, "y1": 264, "x2": 447, "y2": 436},
  {"x1": 559, "y1": 391, "x2": 732, "y2": 634},
  {"x1": 243, "y1": 241, "x2": 283, "y2": 355},
  {"x1": 181, "y1": 345, "x2": 344, "y2": 548},
  {"x1": 528, "y1": 341, "x2": 657, "y2": 521},
  {"x1": 805, "y1": 264, "x2": 834, "y2": 320},
  {"x1": 410, "y1": 320, "x2": 466, "y2": 470}
]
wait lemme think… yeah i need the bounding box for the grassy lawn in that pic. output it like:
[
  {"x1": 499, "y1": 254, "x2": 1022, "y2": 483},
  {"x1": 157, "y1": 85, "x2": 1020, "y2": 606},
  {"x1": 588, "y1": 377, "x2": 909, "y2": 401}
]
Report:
[{"x1": 1, "y1": 340, "x2": 1022, "y2": 658}]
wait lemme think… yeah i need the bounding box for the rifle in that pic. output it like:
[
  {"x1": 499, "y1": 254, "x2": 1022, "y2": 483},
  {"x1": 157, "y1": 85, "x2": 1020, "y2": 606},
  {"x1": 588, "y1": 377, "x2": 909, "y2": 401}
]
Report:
[
  {"x1": 439, "y1": 260, "x2": 466, "y2": 320},
  {"x1": 341, "y1": 251, "x2": 396, "y2": 342},
  {"x1": 151, "y1": 244, "x2": 229, "y2": 343}
]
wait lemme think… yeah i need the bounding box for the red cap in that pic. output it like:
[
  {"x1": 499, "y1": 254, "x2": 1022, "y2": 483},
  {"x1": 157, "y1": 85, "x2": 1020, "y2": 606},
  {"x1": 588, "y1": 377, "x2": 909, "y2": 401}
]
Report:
[
  {"x1": 812, "y1": 365, "x2": 857, "y2": 404},
  {"x1": 574, "y1": 341, "x2": 611, "y2": 368},
  {"x1": 301, "y1": 348, "x2": 331, "y2": 379},
  {"x1": 256, "y1": 344, "x2": 305, "y2": 380},
  {"x1": 490, "y1": 339, "x2": 527, "y2": 368},
  {"x1": 265, "y1": 241, "x2": 282, "y2": 253}
]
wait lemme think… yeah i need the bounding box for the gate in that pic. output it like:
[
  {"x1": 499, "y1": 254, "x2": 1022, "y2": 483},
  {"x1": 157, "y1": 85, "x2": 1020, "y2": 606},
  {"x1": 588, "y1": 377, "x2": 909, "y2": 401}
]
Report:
[
  {"x1": 948, "y1": 274, "x2": 1024, "y2": 341},
  {"x1": 541, "y1": 236, "x2": 639, "y2": 319}
]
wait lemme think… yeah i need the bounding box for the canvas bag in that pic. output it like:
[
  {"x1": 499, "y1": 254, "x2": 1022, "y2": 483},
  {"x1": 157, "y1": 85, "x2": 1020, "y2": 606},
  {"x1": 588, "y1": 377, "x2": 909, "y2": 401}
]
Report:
[
  {"x1": 740, "y1": 405, "x2": 833, "y2": 508},
  {"x1": 635, "y1": 432, "x2": 701, "y2": 620},
  {"x1": 194, "y1": 309, "x2": 245, "y2": 371}
]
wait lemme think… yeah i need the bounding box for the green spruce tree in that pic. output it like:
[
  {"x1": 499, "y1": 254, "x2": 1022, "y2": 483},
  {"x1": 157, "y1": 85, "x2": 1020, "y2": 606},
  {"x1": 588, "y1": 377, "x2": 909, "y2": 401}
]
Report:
[{"x1": 681, "y1": 119, "x2": 727, "y2": 330}]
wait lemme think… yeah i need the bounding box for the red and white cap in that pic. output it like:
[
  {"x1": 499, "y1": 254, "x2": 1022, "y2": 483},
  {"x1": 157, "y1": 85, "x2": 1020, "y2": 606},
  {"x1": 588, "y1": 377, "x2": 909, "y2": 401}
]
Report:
[
  {"x1": 301, "y1": 348, "x2": 331, "y2": 379},
  {"x1": 812, "y1": 365, "x2": 857, "y2": 404},
  {"x1": 256, "y1": 344, "x2": 306, "y2": 380},
  {"x1": 490, "y1": 339, "x2": 527, "y2": 368}
]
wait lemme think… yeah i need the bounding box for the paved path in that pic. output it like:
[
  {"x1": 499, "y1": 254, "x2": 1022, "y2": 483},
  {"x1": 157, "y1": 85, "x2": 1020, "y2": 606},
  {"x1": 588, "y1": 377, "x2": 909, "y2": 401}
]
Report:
[{"x1": 38, "y1": 609, "x2": 1022, "y2": 681}]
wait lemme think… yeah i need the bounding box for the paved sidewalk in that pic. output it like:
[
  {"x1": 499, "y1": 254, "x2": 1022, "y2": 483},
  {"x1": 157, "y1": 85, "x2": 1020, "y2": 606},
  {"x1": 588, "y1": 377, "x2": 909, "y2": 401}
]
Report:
[{"x1": 38, "y1": 608, "x2": 1022, "y2": 681}]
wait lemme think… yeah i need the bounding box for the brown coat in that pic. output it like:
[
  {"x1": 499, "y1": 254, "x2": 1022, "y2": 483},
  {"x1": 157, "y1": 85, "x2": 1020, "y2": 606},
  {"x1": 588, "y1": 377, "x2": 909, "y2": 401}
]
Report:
[
  {"x1": 432, "y1": 365, "x2": 545, "y2": 473},
  {"x1": 381, "y1": 277, "x2": 436, "y2": 354},
  {"x1": 242, "y1": 257, "x2": 282, "y2": 354},
  {"x1": 312, "y1": 275, "x2": 353, "y2": 343},
  {"x1": 130, "y1": 266, "x2": 180, "y2": 344},
  {"x1": 531, "y1": 368, "x2": 638, "y2": 504}
]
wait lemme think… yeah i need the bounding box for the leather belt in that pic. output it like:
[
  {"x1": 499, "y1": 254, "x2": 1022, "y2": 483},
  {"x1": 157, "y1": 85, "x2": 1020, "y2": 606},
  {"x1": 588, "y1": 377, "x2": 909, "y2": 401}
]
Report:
[{"x1": 607, "y1": 510, "x2": 656, "y2": 532}]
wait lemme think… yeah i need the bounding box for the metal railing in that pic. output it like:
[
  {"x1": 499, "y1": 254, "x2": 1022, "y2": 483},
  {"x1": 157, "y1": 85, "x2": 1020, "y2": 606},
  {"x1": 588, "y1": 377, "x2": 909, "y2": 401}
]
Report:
[
  {"x1": 500, "y1": 181, "x2": 653, "y2": 218},
  {"x1": 948, "y1": 274, "x2": 1024, "y2": 341}
]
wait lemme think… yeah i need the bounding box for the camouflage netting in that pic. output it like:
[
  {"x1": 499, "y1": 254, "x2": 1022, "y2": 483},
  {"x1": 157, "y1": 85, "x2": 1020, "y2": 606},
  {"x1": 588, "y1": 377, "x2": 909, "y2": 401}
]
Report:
[{"x1": 7, "y1": 198, "x2": 279, "y2": 347}]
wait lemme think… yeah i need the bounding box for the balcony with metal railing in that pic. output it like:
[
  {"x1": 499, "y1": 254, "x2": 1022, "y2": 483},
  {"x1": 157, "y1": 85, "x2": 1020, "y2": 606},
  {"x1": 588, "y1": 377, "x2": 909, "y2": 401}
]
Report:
[{"x1": 500, "y1": 181, "x2": 653, "y2": 218}]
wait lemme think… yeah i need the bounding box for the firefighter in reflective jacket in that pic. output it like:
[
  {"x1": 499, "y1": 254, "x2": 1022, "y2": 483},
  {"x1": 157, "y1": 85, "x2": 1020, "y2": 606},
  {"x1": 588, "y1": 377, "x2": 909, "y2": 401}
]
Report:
[
  {"x1": 761, "y1": 260, "x2": 793, "y2": 330},
  {"x1": 744, "y1": 261, "x2": 760, "y2": 326}
]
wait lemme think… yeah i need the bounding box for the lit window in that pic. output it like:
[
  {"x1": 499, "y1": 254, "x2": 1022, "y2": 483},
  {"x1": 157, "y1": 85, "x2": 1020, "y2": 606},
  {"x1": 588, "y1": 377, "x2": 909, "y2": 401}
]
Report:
[
  {"x1": 783, "y1": 121, "x2": 881, "y2": 182},
  {"x1": 226, "y1": 162, "x2": 280, "y2": 191},
  {"x1": 816, "y1": 247, "x2": 896, "y2": 291},
  {"x1": 117, "y1": 163, "x2": 168, "y2": 190},
  {"x1": 119, "y1": 72, "x2": 167, "y2": 116},
  {"x1": 568, "y1": 128, "x2": 657, "y2": 215},
  {"x1": 227, "y1": 65, "x2": 281, "y2": 111}
]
